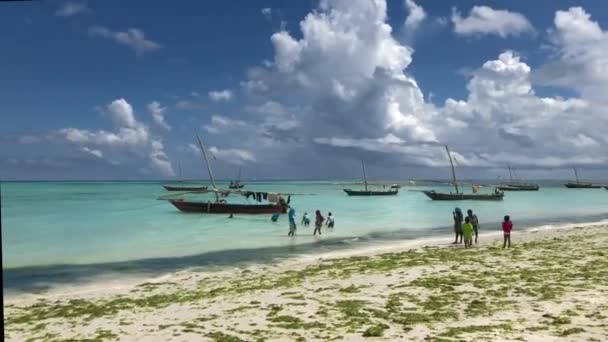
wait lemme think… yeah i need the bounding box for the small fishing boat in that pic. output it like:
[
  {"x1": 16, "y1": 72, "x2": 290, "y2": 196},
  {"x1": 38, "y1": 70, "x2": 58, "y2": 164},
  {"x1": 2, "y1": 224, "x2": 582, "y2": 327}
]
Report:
[
  {"x1": 343, "y1": 161, "x2": 398, "y2": 196},
  {"x1": 159, "y1": 135, "x2": 290, "y2": 214},
  {"x1": 228, "y1": 167, "x2": 245, "y2": 189},
  {"x1": 163, "y1": 185, "x2": 208, "y2": 191},
  {"x1": 162, "y1": 162, "x2": 209, "y2": 191},
  {"x1": 390, "y1": 184, "x2": 401, "y2": 189},
  {"x1": 496, "y1": 166, "x2": 539, "y2": 191},
  {"x1": 564, "y1": 168, "x2": 601, "y2": 188},
  {"x1": 422, "y1": 145, "x2": 504, "y2": 201}
]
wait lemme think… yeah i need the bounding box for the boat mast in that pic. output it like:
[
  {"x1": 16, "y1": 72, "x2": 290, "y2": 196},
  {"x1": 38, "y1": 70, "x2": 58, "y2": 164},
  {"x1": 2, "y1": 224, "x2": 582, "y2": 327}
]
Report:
[
  {"x1": 574, "y1": 167, "x2": 580, "y2": 184},
  {"x1": 361, "y1": 160, "x2": 368, "y2": 192},
  {"x1": 508, "y1": 166, "x2": 513, "y2": 181},
  {"x1": 178, "y1": 161, "x2": 182, "y2": 181},
  {"x1": 196, "y1": 134, "x2": 217, "y2": 189},
  {"x1": 237, "y1": 167, "x2": 242, "y2": 183},
  {"x1": 445, "y1": 145, "x2": 459, "y2": 194}
]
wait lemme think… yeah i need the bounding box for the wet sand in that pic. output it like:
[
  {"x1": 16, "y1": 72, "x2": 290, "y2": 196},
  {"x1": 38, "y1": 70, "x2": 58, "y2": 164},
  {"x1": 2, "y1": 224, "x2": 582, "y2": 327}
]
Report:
[{"x1": 4, "y1": 222, "x2": 608, "y2": 341}]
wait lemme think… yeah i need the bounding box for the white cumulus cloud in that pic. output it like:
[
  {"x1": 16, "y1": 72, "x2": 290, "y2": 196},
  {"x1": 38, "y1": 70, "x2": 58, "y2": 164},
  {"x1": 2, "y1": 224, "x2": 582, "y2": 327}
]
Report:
[
  {"x1": 451, "y1": 6, "x2": 534, "y2": 38},
  {"x1": 56, "y1": 1, "x2": 90, "y2": 17},
  {"x1": 404, "y1": 0, "x2": 426, "y2": 36},
  {"x1": 208, "y1": 146, "x2": 256, "y2": 165},
  {"x1": 208, "y1": 89, "x2": 233, "y2": 102},
  {"x1": 89, "y1": 26, "x2": 162, "y2": 55},
  {"x1": 148, "y1": 101, "x2": 171, "y2": 131}
]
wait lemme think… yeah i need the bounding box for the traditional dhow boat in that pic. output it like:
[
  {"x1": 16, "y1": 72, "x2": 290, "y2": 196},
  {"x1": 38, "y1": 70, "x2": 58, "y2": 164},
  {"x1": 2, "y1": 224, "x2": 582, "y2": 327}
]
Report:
[
  {"x1": 422, "y1": 145, "x2": 504, "y2": 201},
  {"x1": 158, "y1": 134, "x2": 290, "y2": 214},
  {"x1": 496, "y1": 166, "x2": 539, "y2": 191},
  {"x1": 564, "y1": 168, "x2": 602, "y2": 188},
  {"x1": 228, "y1": 167, "x2": 245, "y2": 189},
  {"x1": 343, "y1": 161, "x2": 398, "y2": 196},
  {"x1": 163, "y1": 185, "x2": 208, "y2": 191},
  {"x1": 162, "y1": 162, "x2": 209, "y2": 191}
]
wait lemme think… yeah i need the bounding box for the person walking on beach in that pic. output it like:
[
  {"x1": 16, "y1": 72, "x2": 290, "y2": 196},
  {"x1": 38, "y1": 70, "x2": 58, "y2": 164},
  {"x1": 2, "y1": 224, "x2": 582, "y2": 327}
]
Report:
[
  {"x1": 288, "y1": 208, "x2": 297, "y2": 237},
  {"x1": 467, "y1": 209, "x2": 480, "y2": 244},
  {"x1": 452, "y1": 208, "x2": 464, "y2": 244},
  {"x1": 326, "y1": 212, "x2": 335, "y2": 228},
  {"x1": 462, "y1": 216, "x2": 474, "y2": 248},
  {"x1": 502, "y1": 215, "x2": 513, "y2": 248},
  {"x1": 302, "y1": 212, "x2": 310, "y2": 226},
  {"x1": 314, "y1": 210, "x2": 325, "y2": 236}
]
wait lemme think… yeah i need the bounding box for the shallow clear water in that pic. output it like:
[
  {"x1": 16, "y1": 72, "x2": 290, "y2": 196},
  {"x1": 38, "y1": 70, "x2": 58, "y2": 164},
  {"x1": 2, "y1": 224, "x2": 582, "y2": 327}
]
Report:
[{"x1": 2, "y1": 181, "x2": 608, "y2": 292}]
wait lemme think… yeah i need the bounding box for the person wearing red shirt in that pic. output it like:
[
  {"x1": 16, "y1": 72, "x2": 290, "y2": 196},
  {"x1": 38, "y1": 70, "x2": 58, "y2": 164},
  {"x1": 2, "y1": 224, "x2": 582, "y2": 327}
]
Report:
[{"x1": 502, "y1": 215, "x2": 513, "y2": 248}]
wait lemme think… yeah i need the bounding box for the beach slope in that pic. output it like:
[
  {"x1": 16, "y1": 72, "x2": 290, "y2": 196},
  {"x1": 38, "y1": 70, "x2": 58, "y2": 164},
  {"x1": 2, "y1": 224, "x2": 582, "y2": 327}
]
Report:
[{"x1": 4, "y1": 225, "x2": 608, "y2": 341}]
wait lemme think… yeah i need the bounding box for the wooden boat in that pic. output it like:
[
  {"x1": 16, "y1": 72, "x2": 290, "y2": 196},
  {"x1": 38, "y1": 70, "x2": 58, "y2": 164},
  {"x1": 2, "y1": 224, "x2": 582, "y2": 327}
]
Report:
[
  {"x1": 422, "y1": 145, "x2": 504, "y2": 201},
  {"x1": 343, "y1": 161, "x2": 398, "y2": 196},
  {"x1": 228, "y1": 167, "x2": 245, "y2": 189},
  {"x1": 163, "y1": 185, "x2": 208, "y2": 191},
  {"x1": 162, "y1": 162, "x2": 209, "y2": 191},
  {"x1": 564, "y1": 168, "x2": 601, "y2": 188},
  {"x1": 344, "y1": 188, "x2": 398, "y2": 196},
  {"x1": 422, "y1": 190, "x2": 503, "y2": 201},
  {"x1": 158, "y1": 134, "x2": 290, "y2": 214},
  {"x1": 168, "y1": 198, "x2": 286, "y2": 214},
  {"x1": 496, "y1": 184, "x2": 539, "y2": 191},
  {"x1": 496, "y1": 166, "x2": 539, "y2": 191},
  {"x1": 390, "y1": 184, "x2": 401, "y2": 189}
]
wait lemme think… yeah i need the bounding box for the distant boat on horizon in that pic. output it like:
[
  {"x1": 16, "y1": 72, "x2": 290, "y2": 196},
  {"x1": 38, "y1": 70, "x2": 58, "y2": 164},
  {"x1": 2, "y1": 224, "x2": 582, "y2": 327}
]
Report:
[
  {"x1": 564, "y1": 168, "x2": 602, "y2": 189},
  {"x1": 343, "y1": 160, "x2": 398, "y2": 196},
  {"x1": 422, "y1": 145, "x2": 504, "y2": 201},
  {"x1": 162, "y1": 161, "x2": 208, "y2": 191},
  {"x1": 496, "y1": 166, "x2": 539, "y2": 191},
  {"x1": 228, "y1": 167, "x2": 245, "y2": 189}
]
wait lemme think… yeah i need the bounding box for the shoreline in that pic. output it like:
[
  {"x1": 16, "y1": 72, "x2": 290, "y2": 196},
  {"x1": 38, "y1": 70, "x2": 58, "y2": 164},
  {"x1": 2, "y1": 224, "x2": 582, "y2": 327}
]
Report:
[
  {"x1": 4, "y1": 218, "x2": 608, "y2": 302},
  {"x1": 4, "y1": 221, "x2": 608, "y2": 341}
]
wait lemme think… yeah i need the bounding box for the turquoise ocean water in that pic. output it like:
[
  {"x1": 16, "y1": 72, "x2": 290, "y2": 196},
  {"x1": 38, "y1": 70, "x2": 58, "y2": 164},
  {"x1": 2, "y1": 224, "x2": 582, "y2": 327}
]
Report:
[{"x1": 2, "y1": 181, "x2": 608, "y2": 293}]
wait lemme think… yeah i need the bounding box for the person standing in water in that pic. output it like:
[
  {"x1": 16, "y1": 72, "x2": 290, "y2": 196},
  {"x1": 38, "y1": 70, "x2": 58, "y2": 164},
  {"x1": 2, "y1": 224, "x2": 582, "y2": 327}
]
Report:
[
  {"x1": 467, "y1": 209, "x2": 480, "y2": 244},
  {"x1": 313, "y1": 210, "x2": 325, "y2": 236},
  {"x1": 462, "y1": 216, "x2": 474, "y2": 248},
  {"x1": 452, "y1": 208, "x2": 464, "y2": 244},
  {"x1": 288, "y1": 208, "x2": 297, "y2": 237},
  {"x1": 326, "y1": 212, "x2": 335, "y2": 228},
  {"x1": 502, "y1": 215, "x2": 513, "y2": 248},
  {"x1": 302, "y1": 212, "x2": 310, "y2": 226}
]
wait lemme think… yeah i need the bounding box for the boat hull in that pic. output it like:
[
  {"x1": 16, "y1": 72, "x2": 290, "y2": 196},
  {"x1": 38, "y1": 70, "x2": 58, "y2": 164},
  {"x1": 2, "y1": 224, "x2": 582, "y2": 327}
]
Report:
[
  {"x1": 343, "y1": 189, "x2": 399, "y2": 196},
  {"x1": 496, "y1": 184, "x2": 539, "y2": 191},
  {"x1": 564, "y1": 183, "x2": 601, "y2": 189},
  {"x1": 422, "y1": 190, "x2": 504, "y2": 201},
  {"x1": 163, "y1": 185, "x2": 208, "y2": 191},
  {"x1": 228, "y1": 184, "x2": 245, "y2": 189},
  {"x1": 169, "y1": 199, "x2": 286, "y2": 214}
]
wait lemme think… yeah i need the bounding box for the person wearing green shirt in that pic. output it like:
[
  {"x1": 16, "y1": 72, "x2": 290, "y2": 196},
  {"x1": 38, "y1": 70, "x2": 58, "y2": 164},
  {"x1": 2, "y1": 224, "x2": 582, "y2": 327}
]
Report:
[{"x1": 462, "y1": 216, "x2": 474, "y2": 248}]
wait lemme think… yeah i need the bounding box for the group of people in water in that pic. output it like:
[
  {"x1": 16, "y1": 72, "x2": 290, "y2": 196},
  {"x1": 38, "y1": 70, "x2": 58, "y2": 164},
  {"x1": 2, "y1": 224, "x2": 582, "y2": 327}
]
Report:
[
  {"x1": 274, "y1": 208, "x2": 335, "y2": 237},
  {"x1": 452, "y1": 208, "x2": 514, "y2": 248}
]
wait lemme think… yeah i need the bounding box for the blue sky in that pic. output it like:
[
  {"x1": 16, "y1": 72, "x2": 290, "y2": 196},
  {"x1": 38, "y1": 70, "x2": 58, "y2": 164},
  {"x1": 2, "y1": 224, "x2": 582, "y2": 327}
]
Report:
[{"x1": 1, "y1": 0, "x2": 607, "y2": 180}]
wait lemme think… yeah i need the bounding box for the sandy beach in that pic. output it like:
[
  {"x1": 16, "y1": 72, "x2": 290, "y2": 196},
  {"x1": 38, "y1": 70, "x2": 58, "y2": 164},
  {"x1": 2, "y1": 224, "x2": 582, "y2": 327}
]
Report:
[{"x1": 4, "y1": 222, "x2": 608, "y2": 341}]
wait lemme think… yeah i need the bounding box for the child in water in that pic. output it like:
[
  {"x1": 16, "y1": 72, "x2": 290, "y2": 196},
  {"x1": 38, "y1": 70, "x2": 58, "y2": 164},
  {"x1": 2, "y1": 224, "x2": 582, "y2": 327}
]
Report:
[
  {"x1": 502, "y1": 215, "x2": 513, "y2": 248},
  {"x1": 326, "y1": 212, "x2": 335, "y2": 228},
  {"x1": 462, "y1": 216, "x2": 474, "y2": 248},
  {"x1": 302, "y1": 212, "x2": 310, "y2": 226},
  {"x1": 314, "y1": 210, "x2": 325, "y2": 236}
]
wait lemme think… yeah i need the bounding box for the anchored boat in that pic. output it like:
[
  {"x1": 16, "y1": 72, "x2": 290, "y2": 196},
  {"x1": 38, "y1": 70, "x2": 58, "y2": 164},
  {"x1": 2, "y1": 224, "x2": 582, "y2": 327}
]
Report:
[
  {"x1": 162, "y1": 162, "x2": 209, "y2": 191},
  {"x1": 496, "y1": 166, "x2": 539, "y2": 191},
  {"x1": 158, "y1": 135, "x2": 290, "y2": 214},
  {"x1": 564, "y1": 168, "x2": 601, "y2": 188},
  {"x1": 422, "y1": 145, "x2": 504, "y2": 201},
  {"x1": 343, "y1": 160, "x2": 398, "y2": 196}
]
